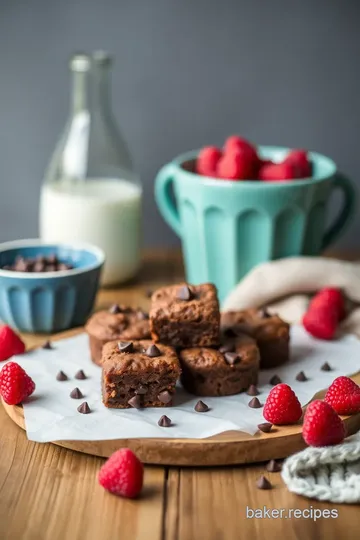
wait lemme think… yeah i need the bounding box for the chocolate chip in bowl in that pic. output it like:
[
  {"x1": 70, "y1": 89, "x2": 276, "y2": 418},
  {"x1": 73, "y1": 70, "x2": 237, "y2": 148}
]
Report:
[
  {"x1": 0, "y1": 239, "x2": 104, "y2": 333},
  {"x1": 2, "y1": 254, "x2": 74, "y2": 273}
]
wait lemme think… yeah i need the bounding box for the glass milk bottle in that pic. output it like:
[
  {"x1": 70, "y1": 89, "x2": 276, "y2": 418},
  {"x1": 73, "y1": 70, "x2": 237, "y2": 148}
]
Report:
[{"x1": 39, "y1": 51, "x2": 142, "y2": 286}]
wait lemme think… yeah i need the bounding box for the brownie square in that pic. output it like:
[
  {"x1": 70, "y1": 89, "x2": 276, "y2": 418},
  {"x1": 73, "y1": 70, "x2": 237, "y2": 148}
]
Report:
[
  {"x1": 150, "y1": 283, "x2": 220, "y2": 348},
  {"x1": 85, "y1": 306, "x2": 150, "y2": 366},
  {"x1": 179, "y1": 333, "x2": 260, "y2": 396},
  {"x1": 221, "y1": 308, "x2": 290, "y2": 369},
  {"x1": 102, "y1": 339, "x2": 181, "y2": 409}
]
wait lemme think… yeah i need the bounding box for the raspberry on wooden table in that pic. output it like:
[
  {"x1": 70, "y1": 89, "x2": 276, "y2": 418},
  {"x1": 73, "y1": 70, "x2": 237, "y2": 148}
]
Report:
[
  {"x1": 0, "y1": 361, "x2": 35, "y2": 405},
  {"x1": 0, "y1": 325, "x2": 26, "y2": 361},
  {"x1": 263, "y1": 383, "x2": 302, "y2": 425},
  {"x1": 98, "y1": 448, "x2": 144, "y2": 498},
  {"x1": 324, "y1": 376, "x2": 360, "y2": 415},
  {"x1": 302, "y1": 400, "x2": 345, "y2": 447}
]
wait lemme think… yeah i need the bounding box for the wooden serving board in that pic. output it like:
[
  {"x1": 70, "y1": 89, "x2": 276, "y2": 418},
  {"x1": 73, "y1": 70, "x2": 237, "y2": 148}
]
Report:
[{"x1": 2, "y1": 329, "x2": 360, "y2": 466}]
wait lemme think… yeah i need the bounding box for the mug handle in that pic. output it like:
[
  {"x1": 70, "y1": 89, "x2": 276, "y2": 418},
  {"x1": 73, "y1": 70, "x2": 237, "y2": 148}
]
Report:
[
  {"x1": 154, "y1": 164, "x2": 182, "y2": 237},
  {"x1": 322, "y1": 172, "x2": 357, "y2": 250}
]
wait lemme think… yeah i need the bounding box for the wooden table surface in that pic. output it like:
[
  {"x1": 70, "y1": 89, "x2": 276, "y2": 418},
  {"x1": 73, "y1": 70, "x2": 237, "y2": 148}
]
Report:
[{"x1": 0, "y1": 250, "x2": 359, "y2": 540}]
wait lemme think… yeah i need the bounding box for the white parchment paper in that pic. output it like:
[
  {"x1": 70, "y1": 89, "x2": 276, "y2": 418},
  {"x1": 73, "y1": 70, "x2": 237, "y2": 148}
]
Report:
[{"x1": 10, "y1": 326, "x2": 360, "y2": 442}]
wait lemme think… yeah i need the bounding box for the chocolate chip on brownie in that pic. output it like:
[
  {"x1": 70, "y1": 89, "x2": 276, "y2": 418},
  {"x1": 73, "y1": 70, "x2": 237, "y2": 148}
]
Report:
[
  {"x1": 150, "y1": 283, "x2": 220, "y2": 348},
  {"x1": 179, "y1": 334, "x2": 260, "y2": 397},
  {"x1": 101, "y1": 340, "x2": 180, "y2": 409},
  {"x1": 221, "y1": 309, "x2": 290, "y2": 369}
]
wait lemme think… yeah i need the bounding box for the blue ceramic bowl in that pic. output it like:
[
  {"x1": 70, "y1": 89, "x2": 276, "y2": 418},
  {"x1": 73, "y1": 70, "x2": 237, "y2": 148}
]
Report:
[{"x1": 0, "y1": 239, "x2": 105, "y2": 333}]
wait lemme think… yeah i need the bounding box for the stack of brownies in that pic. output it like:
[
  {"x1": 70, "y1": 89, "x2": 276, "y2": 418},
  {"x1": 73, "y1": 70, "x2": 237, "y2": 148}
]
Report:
[{"x1": 85, "y1": 283, "x2": 290, "y2": 409}]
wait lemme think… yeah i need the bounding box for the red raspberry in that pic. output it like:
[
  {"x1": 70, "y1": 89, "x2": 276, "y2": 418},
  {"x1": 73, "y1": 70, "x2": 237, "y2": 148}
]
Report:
[
  {"x1": 217, "y1": 152, "x2": 245, "y2": 180},
  {"x1": 98, "y1": 448, "x2": 143, "y2": 498},
  {"x1": 309, "y1": 288, "x2": 345, "y2": 321},
  {"x1": 302, "y1": 400, "x2": 345, "y2": 446},
  {"x1": 263, "y1": 383, "x2": 302, "y2": 425},
  {"x1": 0, "y1": 325, "x2": 26, "y2": 361},
  {"x1": 0, "y1": 361, "x2": 35, "y2": 405},
  {"x1": 324, "y1": 376, "x2": 360, "y2": 415},
  {"x1": 222, "y1": 135, "x2": 260, "y2": 179},
  {"x1": 196, "y1": 146, "x2": 222, "y2": 177},
  {"x1": 302, "y1": 308, "x2": 338, "y2": 340},
  {"x1": 259, "y1": 162, "x2": 297, "y2": 182},
  {"x1": 223, "y1": 135, "x2": 255, "y2": 155},
  {"x1": 284, "y1": 149, "x2": 312, "y2": 178}
]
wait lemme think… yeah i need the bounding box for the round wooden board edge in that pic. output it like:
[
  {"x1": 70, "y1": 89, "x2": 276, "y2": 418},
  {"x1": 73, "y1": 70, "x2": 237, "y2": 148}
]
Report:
[{"x1": 2, "y1": 329, "x2": 360, "y2": 466}]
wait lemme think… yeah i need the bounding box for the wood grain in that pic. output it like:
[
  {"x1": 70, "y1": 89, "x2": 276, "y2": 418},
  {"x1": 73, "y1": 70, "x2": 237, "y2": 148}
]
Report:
[
  {"x1": 0, "y1": 402, "x2": 165, "y2": 540},
  {"x1": 1, "y1": 250, "x2": 359, "y2": 539},
  {"x1": 165, "y1": 466, "x2": 360, "y2": 540}
]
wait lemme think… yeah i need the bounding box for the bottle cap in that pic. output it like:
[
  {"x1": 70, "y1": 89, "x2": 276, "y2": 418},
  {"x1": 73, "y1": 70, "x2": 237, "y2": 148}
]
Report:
[
  {"x1": 70, "y1": 53, "x2": 91, "y2": 72},
  {"x1": 92, "y1": 50, "x2": 113, "y2": 66}
]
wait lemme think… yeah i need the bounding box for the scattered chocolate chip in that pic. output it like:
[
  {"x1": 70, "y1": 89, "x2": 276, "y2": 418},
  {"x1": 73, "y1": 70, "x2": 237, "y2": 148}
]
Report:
[
  {"x1": 219, "y1": 342, "x2": 235, "y2": 354},
  {"x1": 247, "y1": 384, "x2": 260, "y2": 396},
  {"x1": 248, "y1": 397, "x2": 262, "y2": 408},
  {"x1": 195, "y1": 400, "x2": 209, "y2": 412},
  {"x1": 128, "y1": 395, "x2": 142, "y2": 409},
  {"x1": 77, "y1": 402, "x2": 91, "y2": 414},
  {"x1": 118, "y1": 341, "x2": 134, "y2": 353},
  {"x1": 56, "y1": 370, "x2": 68, "y2": 381},
  {"x1": 177, "y1": 285, "x2": 193, "y2": 301},
  {"x1": 296, "y1": 370, "x2": 308, "y2": 382},
  {"x1": 266, "y1": 459, "x2": 282, "y2": 473},
  {"x1": 259, "y1": 308, "x2": 271, "y2": 319},
  {"x1": 137, "y1": 309, "x2": 149, "y2": 320},
  {"x1": 42, "y1": 340, "x2": 53, "y2": 350},
  {"x1": 258, "y1": 422, "x2": 273, "y2": 433},
  {"x1": 70, "y1": 387, "x2": 83, "y2": 399},
  {"x1": 75, "y1": 369, "x2": 87, "y2": 380},
  {"x1": 145, "y1": 289, "x2": 153, "y2": 298},
  {"x1": 135, "y1": 385, "x2": 148, "y2": 395},
  {"x1": 158, "y1": 390, "x2": 172, "y2": 404},
  {"x1": 321, "y1": 362, "x2": 332, "y2": 372},
  {"x1": 158, "y1": 415, "x2": 172, "y2": 427},
  {"x1": 256, "y1": 476, "x2": 273, "y2": 490},
  {"x1": 109, "y1": 304, "x2": 121, "y2": 314},
  {"x1": 224, "y1": 352, "x2": 241, "y2": 365},
  {"x1": 269, "y1": 375, "x2": 282, "y2": 386},
  {"x1": 145, "y1": 344, "x2": 161, "y2": 357}
]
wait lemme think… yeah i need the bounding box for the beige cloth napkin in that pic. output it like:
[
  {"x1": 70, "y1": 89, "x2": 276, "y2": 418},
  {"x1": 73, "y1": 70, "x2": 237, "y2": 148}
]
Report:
[{"x1": 223, "y1": 257, "x2": 360, "y2": 337}]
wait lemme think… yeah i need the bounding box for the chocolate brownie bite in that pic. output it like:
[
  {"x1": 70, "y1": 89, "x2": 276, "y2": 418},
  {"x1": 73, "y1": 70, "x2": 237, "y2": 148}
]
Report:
[
  {"x1": 102, "y1": 340, "x2": 181, "y2": 408},
  {"x1": 179, "y1": 333, "x2": 260, "y2": 396},
  {"x1": 221, "y1": 309, "x2": 290, "y2": 369},
  {"x1": 150, "y1": 283, "x2": 220, "y2": 348},
  {"x1": 85, "y1": 307, "x2": 150, "y2": 366}
]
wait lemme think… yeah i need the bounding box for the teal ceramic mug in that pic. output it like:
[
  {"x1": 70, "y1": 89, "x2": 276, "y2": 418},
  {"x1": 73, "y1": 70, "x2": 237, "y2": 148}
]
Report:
[{"x1": 155, "y1": 146, "x2": 356, "y2": 303}]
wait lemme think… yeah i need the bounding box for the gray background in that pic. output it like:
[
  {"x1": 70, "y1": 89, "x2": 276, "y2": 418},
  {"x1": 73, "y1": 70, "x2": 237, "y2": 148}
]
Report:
[{"x1": 0, "y1": 0, "x2": 359, "y2": 249}]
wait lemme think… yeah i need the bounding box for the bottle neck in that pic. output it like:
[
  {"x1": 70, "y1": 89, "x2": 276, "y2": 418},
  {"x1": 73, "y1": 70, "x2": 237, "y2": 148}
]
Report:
[{"x1": 70, "y1": 64, "x2": 111, "y2": 115}]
